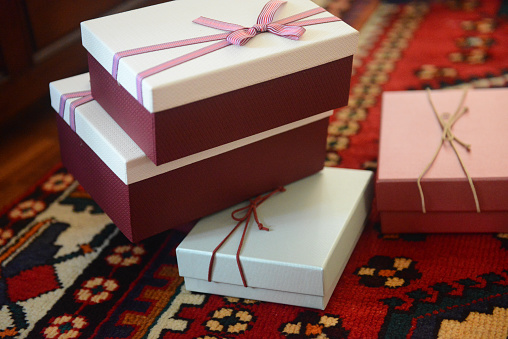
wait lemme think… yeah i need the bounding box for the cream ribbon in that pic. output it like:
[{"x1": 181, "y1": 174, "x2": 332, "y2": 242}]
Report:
[{"x1": 417, "y1": 88, "x2": 480, "y2": 213}]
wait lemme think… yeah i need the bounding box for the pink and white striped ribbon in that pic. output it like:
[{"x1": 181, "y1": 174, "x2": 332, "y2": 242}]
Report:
[
  {"x1": 110, "y1": 0, "x2": 342, "y2": 106},
  {"x1": 59, "y1": 91, "x2": 91, "y2": 118},
  {"x1": 58, "y1": 91, "x2": 93, "y2": 132},
  {"x1": 195, "y1": 0, "x2": 305, "y2": 46}
]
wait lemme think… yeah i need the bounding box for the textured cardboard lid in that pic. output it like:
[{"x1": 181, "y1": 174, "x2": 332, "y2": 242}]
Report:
[
  {"x1": 49, "y1": 73, "x2": 332, "y2": 185},
  {"x1": 81, "y1": 0, "x2": 358, "y2": 113},
  {"x1": 377, "y1": 88, "x2": 508, "y2": 212},
  {"x1": 176, "y1": 167, "x2": 373, "y2": 296}
]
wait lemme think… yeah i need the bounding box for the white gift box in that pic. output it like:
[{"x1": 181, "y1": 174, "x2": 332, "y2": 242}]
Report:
[
  {"x1": 176, "y1": 167, "x2": 373, "y2": 309},
  {"x1": 81, "y1": 0, "x2": 358, "y2": 112},
  {"x1": 81, "y1": 0, "x2": 359, "y2": 165}
]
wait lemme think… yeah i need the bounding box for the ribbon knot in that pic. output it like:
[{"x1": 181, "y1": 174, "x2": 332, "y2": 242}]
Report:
[
  {"x1": 252, "y1": 24, "x2": 268, "y2": 33},
  {"x1": 439, "y1": 111, "x2": 471, "y2": 146},
  {"x1": 417, "y1": 88, "x2": 480, "y2": 214},
  {"x1": 441, "y1": 117, "x2": 454, "y2": 142},
  {"x1": 208, "y1": 187, "x2": 286, "y2": 287}
]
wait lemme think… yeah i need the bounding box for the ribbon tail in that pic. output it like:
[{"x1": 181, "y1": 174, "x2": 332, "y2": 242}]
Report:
[
  {"x1": 268, "y1": 24, "x2": 305, "y2": 40},
  {"x1": 236, "y1": 213, "x2": 252, "y2": 287},
  {"x1": 449, "y1": 141, "x2": 481, "y2": 213},
  {"x1": 208, "y1": 219, "x2": 244, "y2": 283},
  {"x1": 251, "y1": 207, "x2": 268, "y2": 231}
]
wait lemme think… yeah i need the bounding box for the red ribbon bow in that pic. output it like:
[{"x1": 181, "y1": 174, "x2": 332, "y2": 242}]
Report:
[{"x1": 208, "y1": 186, "x2": 286, "y2": 287}]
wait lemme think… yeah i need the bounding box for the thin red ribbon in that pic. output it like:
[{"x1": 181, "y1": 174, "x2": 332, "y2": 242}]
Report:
[
  {"x1": 110, "y1": 0, "x2": 342, "y2": 106},
  {"x1": 58, "y1": 91, "x2": 93, "y2": 132},
  {"x1": 208, "y1": 186, "x2": 286, "y2": 287}
]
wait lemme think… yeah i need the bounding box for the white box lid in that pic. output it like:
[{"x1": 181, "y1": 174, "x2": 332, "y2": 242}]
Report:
[
  {"x1": 50, "y1": 73, "x2": 332, "y2": 185},
  {"x1": 177, "y1": 167, "x2": 373, "y2": 296},
  {"x1": 81, "y1": 0, "x2": 358, "y2": 113}
]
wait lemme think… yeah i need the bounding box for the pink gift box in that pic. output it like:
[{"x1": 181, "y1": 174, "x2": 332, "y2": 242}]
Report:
[{"x1": 377, "y1": 88, "x2": 508, "y2": 233}]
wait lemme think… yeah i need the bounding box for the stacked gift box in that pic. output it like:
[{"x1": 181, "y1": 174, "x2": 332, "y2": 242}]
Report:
[
  {"x1": 49, "y1": 0, "x2": 508, "y2": 310},
  {"x1": 48, "y1": 0, "x2": 383, "y2": 309}
]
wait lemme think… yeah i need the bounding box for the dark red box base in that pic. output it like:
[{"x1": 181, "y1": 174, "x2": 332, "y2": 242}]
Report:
[
  {"x1": 380, "y1": 211, "x2": 508, "y2": 233},
  {"x1": 57, "y1": 116, "x2": 329, "y2": 242},
  {"x1": 89, "y1": 54, "x2": 353, "y2": 165}
]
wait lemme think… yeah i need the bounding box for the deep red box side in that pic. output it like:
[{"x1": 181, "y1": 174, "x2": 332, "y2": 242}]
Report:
[
  {"x1": 57, "y1": 116, "x2": 328, "y2": 242},
  {"x1": 380, "y1": 211, "x2": 508, "y2": 233},
  {"x1": 376, "y1": 179, "x2": 508, "y2": 213},
  {"x1": 376, "y1": 89, "x2": 508, "y2": 233},
  {"x1": 89, "y1": 54, "x2": 353, "y2": 165}
]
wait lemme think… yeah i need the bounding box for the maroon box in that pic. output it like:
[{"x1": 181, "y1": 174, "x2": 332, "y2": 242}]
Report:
[
  {"x1": 80, "y1": 0, "x2": 359, "y2": 165},
  {"x1": 88, "y1": 55, "x2": 353, "y2": 166},
  {"x1": 50, "y1": 74, "x2": 332, "y2": 242}
]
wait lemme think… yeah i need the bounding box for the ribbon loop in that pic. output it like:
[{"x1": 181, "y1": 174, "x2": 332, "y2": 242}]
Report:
[
  {"x1": 257, "y1": 0, "x2": 286, "y2": 25},
  {"x1": 208, "y1": 186, "x2": 285, "y2": 287}
]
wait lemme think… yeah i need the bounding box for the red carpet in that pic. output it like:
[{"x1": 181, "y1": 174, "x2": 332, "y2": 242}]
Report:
[{"x1": 1, "y1": 1, "x2": 508, "y2": 338}]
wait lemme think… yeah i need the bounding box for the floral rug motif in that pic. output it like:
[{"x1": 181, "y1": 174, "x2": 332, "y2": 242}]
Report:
[{"x1": 1, "y1": 1, "x2": 508, "y2": 338}]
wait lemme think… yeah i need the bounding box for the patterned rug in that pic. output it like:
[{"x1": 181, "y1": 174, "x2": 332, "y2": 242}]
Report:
[{"x1": 2, "y1": 1, "x2": 508, "y2": 338}]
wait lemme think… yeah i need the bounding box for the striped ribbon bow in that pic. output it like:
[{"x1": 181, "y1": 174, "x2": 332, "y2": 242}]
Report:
[
  {"x1": 208, "y1": 187, "x2": 286, "y2": 287},
  {"x1": 58, "y1": 91, "x2": 93, "y2": 132},
  {"x1": 111, "y1": 0, "x2": 342, "y2": 105},
  {"x1": 194, "y1": 0, "x2": 306, "y2": 46}
]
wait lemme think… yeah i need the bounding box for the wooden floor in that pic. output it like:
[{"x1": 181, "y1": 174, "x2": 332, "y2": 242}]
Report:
[{"x1": 0, "y1": 99, "x2": 60, "y2": 211}]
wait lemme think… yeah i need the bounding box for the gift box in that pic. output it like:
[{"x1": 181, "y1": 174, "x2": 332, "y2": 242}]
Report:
[
  {"x1": 176, "y1": 167, "x2": 374, "y2": 309},
  {"x1": 50, "y1": 73, "x2": 333, "y2": 242},
  {"x1": 377, "y1": 88, "x2": 508, "y2": 233},
  {"x1": 80, "y1": 0, "x2": 359, "y2": 165}
]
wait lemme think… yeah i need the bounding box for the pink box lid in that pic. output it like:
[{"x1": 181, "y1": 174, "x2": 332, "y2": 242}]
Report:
[{"x1": 377, "y1": 88, "x2": 508, "y2": 213}]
